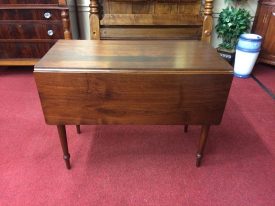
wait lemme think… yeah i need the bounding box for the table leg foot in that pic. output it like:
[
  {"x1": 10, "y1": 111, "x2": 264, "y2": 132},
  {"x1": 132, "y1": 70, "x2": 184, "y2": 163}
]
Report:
[
  {"x1": 64, "y1": 154, "x2": 71, "y2": 169},
  {"x1": 184, "y1": 125, "x2": 188, "y2": 133},
  {"x1": 57, "y1": 125, "x2": 71, "y2": 170},
  {"x1": 196, "y1": 125, "x2": 210, "y2": 167},
  {"x1": 76, "y1": 125, "x2": 81, "y2": 134},
  {"x1": 196, "y1": 153, "x2": 202, "y2": 167}
]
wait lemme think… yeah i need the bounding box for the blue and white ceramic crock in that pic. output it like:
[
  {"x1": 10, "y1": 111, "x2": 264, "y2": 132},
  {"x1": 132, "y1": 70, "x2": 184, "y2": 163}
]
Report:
[{"x1": 234, "y1": 34, "x2": 262, "y2": 78}]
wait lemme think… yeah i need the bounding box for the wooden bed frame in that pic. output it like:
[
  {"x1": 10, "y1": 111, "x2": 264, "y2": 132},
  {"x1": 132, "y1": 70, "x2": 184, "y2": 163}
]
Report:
[{"x1": 89, "y1": 0, "x2": 214, "y2": 42}]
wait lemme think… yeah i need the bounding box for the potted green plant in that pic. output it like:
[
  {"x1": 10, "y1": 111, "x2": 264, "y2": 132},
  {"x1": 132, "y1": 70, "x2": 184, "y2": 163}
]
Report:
[{"x1": 215, "y1": 1, "x2": 252, "y2": 65}]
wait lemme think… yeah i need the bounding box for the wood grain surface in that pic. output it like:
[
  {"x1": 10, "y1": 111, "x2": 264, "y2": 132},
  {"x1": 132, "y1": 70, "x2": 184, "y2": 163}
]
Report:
[
  {"x1": 35, "y1": 40, "x2": 232, "y2": 72},
  {"x1": 35, "y1": 72, "x2": 232, "y2": 125},
  {"x1": 89, "y1": 0, "x2": 213, "y2": 41},
  {"x1": 0, "y1": 0, "x2": 57, "y2": 4},
  {"x1": 252, "y1": 0, "x2": 275, "y2": 65},
  {"x1": 0, "y1": 1, "x2": 71, "y2": 66},
  {"x1": 34, "y1": 40, "x2": 233, "y2": 126},
  {"x1": 0, "y1": 40, "x2": 55, "y2": 58}
]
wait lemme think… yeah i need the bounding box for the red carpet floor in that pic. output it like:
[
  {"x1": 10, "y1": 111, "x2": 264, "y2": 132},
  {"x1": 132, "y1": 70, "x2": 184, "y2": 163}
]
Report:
[
  {"x1": 253, "y1": 63, "x2": 275, "y2": 95},
  {"x1": 0, "y1": 68, "x2": 275, "y2": 206}
]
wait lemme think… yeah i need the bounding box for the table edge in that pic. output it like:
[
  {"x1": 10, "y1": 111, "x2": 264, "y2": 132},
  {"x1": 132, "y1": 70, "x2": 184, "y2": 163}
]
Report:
[{"x1": 33, "y1": 68, "x2": 233, "y2": 74}]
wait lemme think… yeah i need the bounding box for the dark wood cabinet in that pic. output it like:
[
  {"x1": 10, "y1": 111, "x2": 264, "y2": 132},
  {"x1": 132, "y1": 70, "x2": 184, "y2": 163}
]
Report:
[
  {"x1": 0, "y1": 0, "x2": 71, "y2": 66},
  {"x1": 252, "y1": 0, "x2": 275, "y2": 66},
  {"x1": 0, "y1": 40, "x2": 55, "y2": 59},
  {"x1": 1, "y1": 0, "x2": 57, "y2": 4}
]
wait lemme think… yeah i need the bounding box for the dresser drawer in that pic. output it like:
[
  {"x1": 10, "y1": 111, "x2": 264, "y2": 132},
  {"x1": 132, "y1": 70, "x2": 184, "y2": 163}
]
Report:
[
  {"x1": 1, "y1": 0, "x2": 57, "y2": 4},
  {"x1": 0, "y1": 21, "x2": 64, "y2": 39},
  {"x1": 0, "y1": 40, "x2": 55, "y2": 58},
  {"x1": 0, "y1": 9, "x2": 62, "y2": 20}
]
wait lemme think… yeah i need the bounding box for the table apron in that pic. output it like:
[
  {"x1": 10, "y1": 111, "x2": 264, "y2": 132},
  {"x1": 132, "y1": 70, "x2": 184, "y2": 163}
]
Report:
[{"x1": 34, "y1": 72, "x2": 233, "y2": 125}]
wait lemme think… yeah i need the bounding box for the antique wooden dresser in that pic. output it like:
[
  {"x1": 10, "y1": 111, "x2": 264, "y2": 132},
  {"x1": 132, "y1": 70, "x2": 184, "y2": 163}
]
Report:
[{"x1": 0, "y1": 0, "x2": 71, "y2": 66}]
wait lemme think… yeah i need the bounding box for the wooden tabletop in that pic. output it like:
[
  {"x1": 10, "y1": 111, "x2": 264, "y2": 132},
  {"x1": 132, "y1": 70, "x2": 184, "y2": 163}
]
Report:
[{"x1": 35, "y1": 40, "x2": 233, "y2": 73}]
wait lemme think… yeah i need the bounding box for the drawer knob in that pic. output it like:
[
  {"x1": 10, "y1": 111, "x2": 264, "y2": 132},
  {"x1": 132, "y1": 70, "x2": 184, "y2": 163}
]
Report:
[
  {"x1": 273, "y1": 12, "x2": 275, "y2": 16},
  {"x1": 44, "y1": 12, "x2": 52, "y2": 19},
  {"x1": 47, "y1": 30, "x2": 54, "y2": 36}
]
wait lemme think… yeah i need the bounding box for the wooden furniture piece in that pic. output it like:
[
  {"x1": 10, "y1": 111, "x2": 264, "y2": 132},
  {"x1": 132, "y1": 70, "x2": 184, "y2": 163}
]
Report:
[
  {"x1": 90, "y1": 0, "x2": 214, "y2": 42},
  {"x1": 0, "y1": 0, "x2": 71, "y2": 66},
  {"x1": 252, "y1": 0, "x2": 275, "y2": 66},
  {"x1": 34, "y1": 40, "x2": 233, "y2": 169}
]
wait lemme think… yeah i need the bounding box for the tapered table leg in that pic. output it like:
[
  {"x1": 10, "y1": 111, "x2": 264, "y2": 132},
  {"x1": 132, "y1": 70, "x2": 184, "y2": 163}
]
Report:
[
  {"x1": 184, "y1": 125, "x2": 188, "y2": 133},
  {"x1": 76, "y1": 125, "x2": 81, "y2": 134},
  {"x1": 57, "y1": 125, "x2": 71, "y2": 169},
  {"x1": 196, "y1": 125, "x2": 210, "y2": 167}
]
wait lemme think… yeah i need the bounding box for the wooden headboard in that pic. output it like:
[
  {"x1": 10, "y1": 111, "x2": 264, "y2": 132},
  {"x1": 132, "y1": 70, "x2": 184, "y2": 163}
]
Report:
[{"x1": 89, "y1": 0, "x2": 213, "y2": 42}]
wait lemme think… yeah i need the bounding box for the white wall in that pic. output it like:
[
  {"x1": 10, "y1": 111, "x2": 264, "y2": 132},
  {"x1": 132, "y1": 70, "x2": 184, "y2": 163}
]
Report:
[
  {"x1": 66, "y1": 0, "x2": 90, "y2": 39},
  {"x1": 67, "y1": 0, "x2": 80, "y2": 39},
  {"x1": 75, "y1": 0, "x2": 91, "y2": 39}
]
